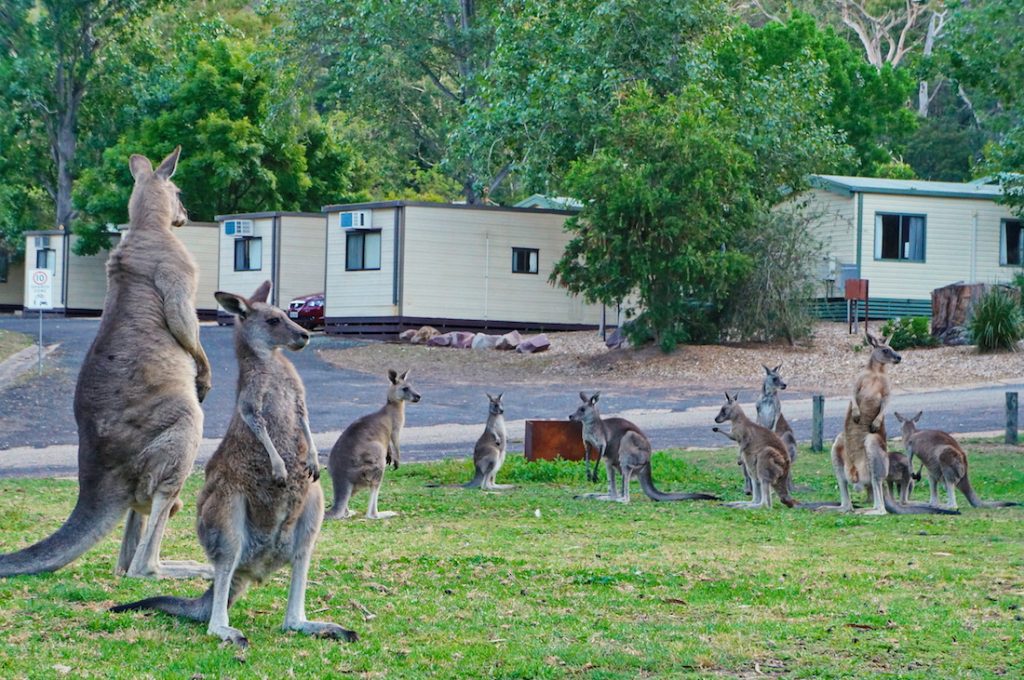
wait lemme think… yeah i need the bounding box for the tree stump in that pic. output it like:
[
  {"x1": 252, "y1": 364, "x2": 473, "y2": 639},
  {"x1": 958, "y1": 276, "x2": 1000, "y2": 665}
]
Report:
[{"x1": 931, "y1": 282, "x2": 1018, "y2": 345}]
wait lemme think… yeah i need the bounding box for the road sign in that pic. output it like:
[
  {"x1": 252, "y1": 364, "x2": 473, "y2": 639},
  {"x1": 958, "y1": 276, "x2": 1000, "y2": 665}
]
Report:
[{"x1": 28, "y1": 268, "x2": 53, "y2": 310}]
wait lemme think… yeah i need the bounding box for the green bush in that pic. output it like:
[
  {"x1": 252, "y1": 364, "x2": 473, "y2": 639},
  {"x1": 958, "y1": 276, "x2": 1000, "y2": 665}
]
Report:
[
  {"x1": 968, "y1": 288, "x2": 1024, "y2": 352},
  {"x1": 879, "y1": 316, "x2": 937, "y2": 351}
]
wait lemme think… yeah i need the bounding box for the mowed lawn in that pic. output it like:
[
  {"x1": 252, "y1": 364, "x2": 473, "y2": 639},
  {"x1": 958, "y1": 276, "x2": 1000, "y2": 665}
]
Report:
[{"x1": 0, "y1": 445, "x2": 1022, "y2": 679}]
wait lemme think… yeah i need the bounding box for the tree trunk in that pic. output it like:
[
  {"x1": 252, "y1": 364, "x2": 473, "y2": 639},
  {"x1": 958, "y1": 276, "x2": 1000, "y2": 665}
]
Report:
[{"x1": 54, "y1": 108, "x2": 77, "y2": 229}]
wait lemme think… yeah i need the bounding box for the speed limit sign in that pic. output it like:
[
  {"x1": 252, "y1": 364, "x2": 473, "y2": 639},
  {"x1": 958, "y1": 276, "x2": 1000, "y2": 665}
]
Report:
[{"x1": 28, "y1": 268, "x2": 53, "y2": 310}]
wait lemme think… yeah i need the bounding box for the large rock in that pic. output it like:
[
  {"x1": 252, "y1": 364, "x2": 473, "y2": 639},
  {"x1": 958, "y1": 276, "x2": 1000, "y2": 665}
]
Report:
[
  {"x1": 496, "y1": 330, "x2": 523, "y2": 350},
  {"x1": 426, "y1": 332, "x2": 454, "y2": 347},
  {"x1": 410, "y1": 325, "x2": 440, "y2": 345},
  {"x1": 471, "y1": 333, "x2": 501, "y2": 350},
  {"x1": 605, "y1": 327, "x2": 630, "y2": 349},
  {"x1": 516, "y1": 333, "x2": 550, "y2": 354},
  {"x1": 452, "y1": 331, "x2": 476, "y2": 349},
  {"x1": 398, "y1": 329, "x2": 417, "y2": 342}
]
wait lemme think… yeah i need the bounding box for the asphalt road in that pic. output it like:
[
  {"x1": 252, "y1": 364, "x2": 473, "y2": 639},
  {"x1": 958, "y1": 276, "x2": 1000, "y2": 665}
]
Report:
[{"x1": 1, "y1": 315, "x2": 1022, "y2": 478}]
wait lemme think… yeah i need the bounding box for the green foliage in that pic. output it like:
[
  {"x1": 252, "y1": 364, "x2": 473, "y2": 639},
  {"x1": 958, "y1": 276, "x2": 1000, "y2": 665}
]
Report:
[
  {"x1": 73, "y1": 34, "x2": 370, "y2": 254},
  {"x1": 968, "y1": 288, "x2": 1024, "y2": 352},
  {"x1": 880, "y1": 316, "x2": 937, "y2": 350},
  {"x1": 718, "y1": 11, "x2": 916, "y2": 176}
]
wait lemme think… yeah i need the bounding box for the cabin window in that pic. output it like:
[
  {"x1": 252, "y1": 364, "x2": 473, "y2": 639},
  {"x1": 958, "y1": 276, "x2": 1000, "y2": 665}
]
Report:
[
  {"x1": 874, "y1": 213, "x2": 925, "y2": 262},
  {"x1": 0, "y1": 252, "x2": 8, "y2": 283},
  {"x1": 234, "y1": 237, "x2": 263, "y2": 271},
  {"x1": 1000, "y1": 219, "x2": 1023, "y2": 266},
  {"x1": 512, "y1": 247, "x2": 539, "y2": 274},
  {"x1": 346, "y1": 230, "x2": 382, "y2": 271},
  {"x1": 35, "y1": 248, "x2": 56, "y2": 271}
]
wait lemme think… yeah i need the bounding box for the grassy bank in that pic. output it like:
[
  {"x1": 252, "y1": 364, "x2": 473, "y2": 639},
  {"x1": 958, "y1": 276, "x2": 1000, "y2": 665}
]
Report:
[
  {"x1": 0, "y1": 446, "x2": 1022, "y2": 678},
  {"x1": 0, "y1": 330, "x2": 32, "y2": 364}
]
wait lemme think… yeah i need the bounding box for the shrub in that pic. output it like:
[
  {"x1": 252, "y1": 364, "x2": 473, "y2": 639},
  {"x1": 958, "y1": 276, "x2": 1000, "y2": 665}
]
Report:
[
  {"x1": 967, "y1": 288, "x2": 1024, "y2": 352},
  {"x1": 879, "y1": 316, "x2": 937, "y2": 351}
]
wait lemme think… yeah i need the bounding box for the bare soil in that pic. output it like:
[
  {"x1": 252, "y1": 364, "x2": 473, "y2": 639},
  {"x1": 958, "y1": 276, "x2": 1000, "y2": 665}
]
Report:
[{"x1": 317, "y1": 322, "x2": 1024, "y2": 395}]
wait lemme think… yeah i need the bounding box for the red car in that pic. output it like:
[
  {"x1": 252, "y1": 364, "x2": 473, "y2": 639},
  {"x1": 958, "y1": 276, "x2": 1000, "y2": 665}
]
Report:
[{"x1": 288, "y1": 293, "x2": 325, "y2": 329}]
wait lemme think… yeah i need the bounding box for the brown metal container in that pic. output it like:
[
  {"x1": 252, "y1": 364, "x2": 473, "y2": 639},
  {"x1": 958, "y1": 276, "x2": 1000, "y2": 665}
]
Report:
[{"x1": 524, "y1": 420, "x2": 587, "y2": 461}]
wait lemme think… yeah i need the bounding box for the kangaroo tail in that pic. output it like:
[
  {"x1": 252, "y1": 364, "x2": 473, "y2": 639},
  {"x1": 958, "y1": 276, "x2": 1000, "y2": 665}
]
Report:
[
  {"x1": 637, "y1": 464, "x2": 719, "y2": 502},
  {"x1": 110, "y1": 585, "x2": 214, "y2": 622},
  {"x1": 0, "y1": 489, "x2": 128, "y2": 577},
  {"x1": 882, "y1": 486, "x2": 959, "y2": 515},
  {"x1": 461, "y1": 469, "x2": 486, "y2": 489},
  {"x1": 773, "y1": 477, "x2": 797, "y2": 508},
  {"x1": 958, "y1": 476, "x2": 1019, "y2": 508}
]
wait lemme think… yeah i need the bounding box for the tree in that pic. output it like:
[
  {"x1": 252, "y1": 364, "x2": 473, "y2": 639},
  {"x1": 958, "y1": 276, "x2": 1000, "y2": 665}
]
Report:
[
  {"x1": 74, "y1": 35, "x2": 370, "y2": 253},
  {"x1": 0, "y1": 0, "x2": 170, "y2": 233}
]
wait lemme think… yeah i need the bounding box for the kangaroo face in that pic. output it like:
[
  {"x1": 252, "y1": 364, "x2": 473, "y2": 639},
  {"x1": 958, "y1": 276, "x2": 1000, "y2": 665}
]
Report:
[
  {"x1": 128, "y1": 147, "x2": 189, "y2": 228},
  {"x1": 570, "y1": 391, "x2": 600, "y2": 422},
  {"x1": 387, "y1": 369, "x2": 421, "y2": 404},
  {"x1": 215, "y1": 281, "x2": 310, "y2": 352},
  {"x1": 714, "y1": 392, "x2": 741, "y2": 424},
  {"x1": 763, "y1": 363, "x2": 786, "y2": 392},
  {"x1": 866, "y1": 332, "x2": 902, "y2": 365},
  {"x1": 487, "y1": 393, "x2": 504, "y2": 416}
]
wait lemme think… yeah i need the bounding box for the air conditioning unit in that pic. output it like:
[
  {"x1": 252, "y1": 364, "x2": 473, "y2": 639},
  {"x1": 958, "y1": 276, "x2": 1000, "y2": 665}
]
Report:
[
  {"x1": 34, "y1": 236, "x2": 51, "y2": 248},
  {"x1": 339, "y1": 211, "x2": 371, "y2": 229},
  {"x1": 819, "y1": 255, "x2": 838, "y2": 282},
  {"x1": 224, "y1": 219, "x2": 255, "y2": 237}
]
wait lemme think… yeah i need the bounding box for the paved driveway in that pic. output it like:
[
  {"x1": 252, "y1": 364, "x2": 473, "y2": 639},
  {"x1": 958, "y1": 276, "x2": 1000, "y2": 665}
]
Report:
[{"x1": 1, "y1": 315, "x2": 1021, "y2": 477}]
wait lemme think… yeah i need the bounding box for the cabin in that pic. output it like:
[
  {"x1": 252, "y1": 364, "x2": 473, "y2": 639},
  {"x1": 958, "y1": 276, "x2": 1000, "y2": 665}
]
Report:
[
  {"x1": 214, "y1": 212, "x2": 327, "y2": 319},
  {"x1": 321, "y1": 201, "x2": 605, "y2": 335},
  {"x1": 0, "y1": 249, "x2": 26, "y2": 312},
  {"x1": 804, "y1": 175, "x2": 1019, "y2": 318},
  {"x1": 20, "y1": 223, "x2": 219, "y2": 317}
]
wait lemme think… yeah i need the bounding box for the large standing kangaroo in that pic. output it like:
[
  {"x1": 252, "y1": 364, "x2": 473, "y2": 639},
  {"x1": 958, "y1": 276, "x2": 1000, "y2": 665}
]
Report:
[{"x1": 0, "y1": 147, "x2": 213, "y2": 578}]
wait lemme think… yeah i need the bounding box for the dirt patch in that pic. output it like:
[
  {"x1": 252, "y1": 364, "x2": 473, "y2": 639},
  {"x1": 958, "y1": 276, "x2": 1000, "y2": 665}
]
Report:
[{"x1": 316, "y1": 322, "x2": 1024, "y2": 394}]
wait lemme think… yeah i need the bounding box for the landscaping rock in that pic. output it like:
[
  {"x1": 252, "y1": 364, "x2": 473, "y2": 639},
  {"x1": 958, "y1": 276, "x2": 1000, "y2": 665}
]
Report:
[
  {"x1": 471, "y1": 333, "x2": 501, "y2": 350},
  {"x1": 452, "y1": 331, "x2": 476, "y2": 349},
  {"x1": 410, "y1": 325, "x2": 440, "y2": 344},
  {"x1": 605, "y1": 327, "x2": 630, "y2": 349},
  {"x1": 516, "y1": 333, "x2": 550, "y2": 354},
  {"x1": 496, "y1": 330, "x2": 522, "y2": 350},
  {"x1": 426, "y1": 333, "x2": 454, "y2": 347},
  {"x1": 398, "y1": 329, "x2": 417, "y2": 342}
]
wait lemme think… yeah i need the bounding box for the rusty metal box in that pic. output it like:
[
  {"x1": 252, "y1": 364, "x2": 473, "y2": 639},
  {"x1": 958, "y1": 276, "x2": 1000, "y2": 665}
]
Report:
[{"x1": 524, "y1": 420, "x2": 587, "y2": 461}]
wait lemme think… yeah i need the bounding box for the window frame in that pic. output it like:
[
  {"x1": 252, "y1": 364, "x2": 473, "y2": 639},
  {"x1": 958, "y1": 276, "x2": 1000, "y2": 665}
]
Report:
[
  {"x1": 345, "y1": 230, "x2": 383, "y2": 271},
  {"x1": 0, "y1": 252, "x2": 8, "y2": 283},
  {"x1": 511, "y1": 247, "x2": 539, "y2": 275},
  {"x1": 233, "y1": 236, "x2": 263, "y2": 272},
  {"x1": 1000, "y1": 218, "x2": 1023, "y2": 267},
  {"x1": 35, "y1": 248, "x2": 56, "y2": 271},
  {"x1": 873, "y1": 212, "x2": 926, "y2": 263}
]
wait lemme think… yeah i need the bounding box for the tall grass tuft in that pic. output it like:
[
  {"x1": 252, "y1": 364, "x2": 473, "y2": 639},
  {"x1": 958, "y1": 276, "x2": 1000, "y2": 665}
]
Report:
[{"x1": 968, "y1": 287, "x2": 1024, "y2": 352}]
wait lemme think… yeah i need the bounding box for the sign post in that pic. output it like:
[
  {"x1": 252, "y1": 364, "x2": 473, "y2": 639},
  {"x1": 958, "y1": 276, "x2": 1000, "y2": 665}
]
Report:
[{"x1": 28, "y1": 268, "x2": 53, "y2": 374}]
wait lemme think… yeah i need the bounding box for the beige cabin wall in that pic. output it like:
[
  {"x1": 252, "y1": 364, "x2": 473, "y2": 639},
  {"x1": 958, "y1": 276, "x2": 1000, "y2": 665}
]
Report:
[
  {"x1": 278, "y1": 215, "x2": 327, "y2": 305},
  {"x1": 324, "y1": 208, "x2": 396, "y2": 317}
]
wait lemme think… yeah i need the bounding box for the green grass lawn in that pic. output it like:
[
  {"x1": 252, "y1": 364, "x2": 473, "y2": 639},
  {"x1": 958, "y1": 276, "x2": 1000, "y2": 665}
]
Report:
[
  {"x1": 0, "y1": 446, "x2": 1022, "y2": 679},
  {"x1": 0, "y1": 329, "x2": 32, "y2": 364}
]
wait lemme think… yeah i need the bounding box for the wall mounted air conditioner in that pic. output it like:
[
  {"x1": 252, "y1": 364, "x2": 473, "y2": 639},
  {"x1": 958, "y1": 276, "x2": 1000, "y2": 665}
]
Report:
[
  {"x1": 224, "y1": 219, "x2": 255, "y2": 237},
  {"x1": 339, "y1": 211, "x2": 371, "y2": 229}
]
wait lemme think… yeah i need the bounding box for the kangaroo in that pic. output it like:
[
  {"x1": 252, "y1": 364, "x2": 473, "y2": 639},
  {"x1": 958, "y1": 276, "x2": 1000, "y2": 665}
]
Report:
[
  {"x1": 569, "y1": 392, "x2": 719, "y2": 503},
  {"x1": 0, "y1": 147, "x2": 213, "y2": 579},
  {"x1": 712, "y1": 393, "x2": 796, "y2": 509},
  {"x1": 325, "y1": 370, "x2": 421, "y2": 519},
  {"x1": 823, "y1": 332, "x2": 957, "y2": 515},
  {"x1": 111, "y1": 282, "x2": 357, "y2": 647},
  {"x1": 752, "y1": 363, "x2": 798, "y2": 494},
  {"x1": 463, "y1": 393, "x2": 513, "y2": 490},
  {"x1": 885, "y1": 450, "x2": 915, "y2": 506},
  {"x1": 895, "y1": 411, "x2": 1019, "y2": 510}
]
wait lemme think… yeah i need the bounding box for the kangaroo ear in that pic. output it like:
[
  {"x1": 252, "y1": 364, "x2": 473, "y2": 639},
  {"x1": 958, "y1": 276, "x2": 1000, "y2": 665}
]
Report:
[
  {"x1": 399, "y1": 369, "x2": 410, "y2": 381},
  {"x1": 724, "y1": 391, "x2": 731, "y2": 402},
  {"x1": 773, "y1": 363, "x2": 783, "y2": 373},
  {"x1": 865, "y1": 332, "x2": 878, "y2": 347},
  {"x1": 129, "y1": 154, "x2": 153, "y2": 180},
  {"x1": 250, "y1": 280, "x2": 272, "y2": 304},
  {"x1": 154, "y1": 145, "x2": 182, "y2": 180},
  {"x1": 590, "y1": 392, "x2": 601, "y2": 405},
  {"x1": 579, "y1": 391, "x2": 588, "y2": 403},
  {"x1": 913, "y1": 410, "x2": 923, "y2": 422},
  {"x1": 883, "y1": 334, "x2": 894, "y2": 347},
  {"x1": 732, "y1": 392, "x2": 740, "y2": 402},
  {"x1": 496, "y1": 392, "x2": 503, "y2": 402},
  {"x1": 387, "y1": 369, "x2": 398, "y2": 384},
  {"x1": 762, "y1": 364, "x2": 771, "y2": 374},
  {"x1": 486, "y1": 393, "x2": 494, "y2": 401},
  {"x1": 215, "y1": 291, "x2": 248, "y2": 318},
  {"x1": 894, "y1": 411, "x2": 904, "y2": 422}
]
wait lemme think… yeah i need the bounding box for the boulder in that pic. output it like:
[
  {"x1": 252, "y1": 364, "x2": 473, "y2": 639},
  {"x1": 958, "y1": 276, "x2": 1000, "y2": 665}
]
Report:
[
  {"x1": 516, "y1": 333, "x2": 550, "y2": 354},
  {"x1": 471, "y1": 333, "x2": 501, "y2": 350},
  {"x1": 398, "y1": 329, "x2": 417, "y2": 342},
  {"x1": 452, "y1": 331, "x2": 476, "y2": 349},
  {"x1": 411, "y1": 325, "x2": 440, "y2": 344},
  {"x1": 604, "y1": 327, "x2": 630, "y2": 349},
  {"x1": 496, "y1": 330, "x2": 523, "y2": 350},
  {"x1": 426, "y1": 333, "x2": 454, "y2": 347}
]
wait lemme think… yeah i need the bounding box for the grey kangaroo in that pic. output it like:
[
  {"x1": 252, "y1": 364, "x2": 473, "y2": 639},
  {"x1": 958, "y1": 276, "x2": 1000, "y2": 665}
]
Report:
[
  {"x1": 464, "y1": 393, "x2": 513, "y2": 490},
  {"x1": 713, "y1": 393, "x2": 796, "y2": 509},
  {"x1": 570, "y1": 392, "x2": 719, "y2": 503},
  {"x1": 753, "y1": 363, "x2": 798, "y2": 494},
  {"x1": 886, "y1": 450, "x2": 915, "y2": 506},
  {"x1": 822, "y1": 332, "x2": 957, "y2": 515},
  {"x1": 111, "y1": 282, "x2": 357, "y2": 647},
  {"x1": 325, "y1": 370, "x2": 421, "y2": 519},
  {"x1": 895, "y1": 411, "x2": 1019, "y2": 510},
  {"x1": 0, "y1": 147, "x2": 212, "y2": 579}
]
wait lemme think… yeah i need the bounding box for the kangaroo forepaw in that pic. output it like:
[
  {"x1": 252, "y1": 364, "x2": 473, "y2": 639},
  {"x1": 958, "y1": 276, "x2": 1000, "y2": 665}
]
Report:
[
  {"x1": 304, "y1": 461, "x2": 320, "y2": 481},
  {"x1": 869, "y1": 421, "x2": 881, "y2": 433},
  {"x1": 196, "y1": 377, "x2": 212, "y2": 403}
]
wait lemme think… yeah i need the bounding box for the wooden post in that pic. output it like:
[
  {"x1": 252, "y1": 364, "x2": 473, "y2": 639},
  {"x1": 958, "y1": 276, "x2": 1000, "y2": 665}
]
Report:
[
  {"x1": 1006, "y1": 392, "x2": 1018, "y2": 445},
  {"x1": 812, "y1": 395, "x2": 825, "y2": 452}
]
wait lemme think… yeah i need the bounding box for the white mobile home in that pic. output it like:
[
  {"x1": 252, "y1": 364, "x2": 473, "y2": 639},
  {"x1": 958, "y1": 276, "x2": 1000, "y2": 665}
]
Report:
[
  {"x1": 215, "y1": 212, "x2": 327, "y2": 316},
  {"x1": 0, "y1": 249, "x2": 26, "y2": 312},
  {"x1": 805, "y1": 175, "x2": 1019, "y2": 318},
  {"x1": 321, "y1": 201, "x2": 605, "y2": 334},
  {"x1": 21, "y1": 223, "x2": 220, "y2": 317}
]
